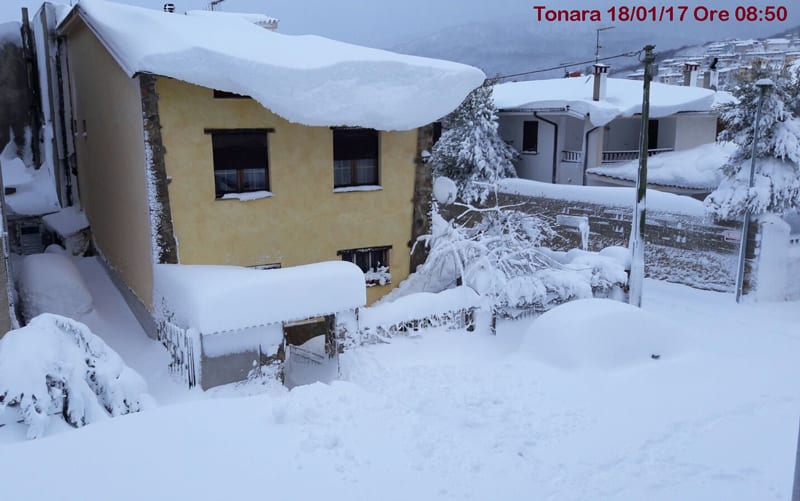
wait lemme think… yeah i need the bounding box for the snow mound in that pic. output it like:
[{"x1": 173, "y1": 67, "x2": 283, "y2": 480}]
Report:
[
  {"x1": 0, "y1": 314, "x2": 149, "y2": 439},
  {"x1": 17, "y1": 253, "x2": 93, "y2": 322},
  {"x1": 520, "y1": 298, "x2": 688, "y2": 371},
  {"x1": 70, "y1": 0, "x2": 485, "y2": 130}
]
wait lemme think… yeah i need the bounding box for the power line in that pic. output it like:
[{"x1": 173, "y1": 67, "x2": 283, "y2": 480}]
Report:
[{"x1": 489, "y1": 49, "x2": 644, "y2": 83}]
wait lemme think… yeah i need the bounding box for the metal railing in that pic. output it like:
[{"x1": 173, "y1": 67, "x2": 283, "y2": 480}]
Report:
[
  {"x1": 561, "y1": 150, "x2": 583, "y2": 163},
  {"x1": 601, "y1": 148, "x2": 673, "y2": 163},
  {"x1": 157, "y1": 320, "x2": 198, "y2": 388}
]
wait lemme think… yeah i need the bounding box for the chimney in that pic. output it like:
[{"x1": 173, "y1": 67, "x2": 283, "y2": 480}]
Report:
[
  {"x1": 592, "y1": 64, "x2": 609, "y2": 101},
  {"x1": 163, "y1": 3, "x2": 176, "y2": 12},
  {"x1": 703, "y1": 57, "x2": 719, "y2": 91},
  {"x1": 683, "y1": 62, "x2": 699, "y2": 87}
]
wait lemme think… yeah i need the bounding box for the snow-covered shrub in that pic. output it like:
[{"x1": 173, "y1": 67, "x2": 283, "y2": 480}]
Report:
[
  {"x1": 17, "y1": 253, "x2": 93, "y2": 323},
  {"x1": 706, "y1": 64, "x2": 800, "y2": 219},
  {"x1": 0, "y1": 314, "x2": 149, "y2": 439},
  {"x1": 430, "y1": 83, "x2": 517, "y2": 204}
]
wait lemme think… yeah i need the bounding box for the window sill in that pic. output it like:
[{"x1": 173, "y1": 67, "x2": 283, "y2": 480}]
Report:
[
  {"x1": 334, "y1": 185, "x2": 382, "y2": 193},
  {"x1": 522, "y1": 151, "x2": 538, "y2": 155},
  {"x1": 216, "y1": 191, "x2": 273, "y2": 202}
]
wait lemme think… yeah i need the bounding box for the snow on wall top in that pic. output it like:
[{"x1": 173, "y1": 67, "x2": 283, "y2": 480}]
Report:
[
  {"x1": 497, "y1": 178, "x2": 707, "y2": 217},
  {"x1": 493, "y1": 77, "x2": 716, "y2": 126},
  {"x1": 154, "y1": 261, "x2": 366, "y2": 334},
  {"x1": 66, "y1": 0, "x2": 485, "y2": 131},
  {"x1": 359, "y1": 286, "x2": 481, "y2": 329},
  {"x1": 586, "y1": 142, "x2": 735, "y2": 190}
]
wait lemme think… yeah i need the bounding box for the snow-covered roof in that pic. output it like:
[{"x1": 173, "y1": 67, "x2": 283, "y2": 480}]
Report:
[
  {"x1": 154, "y1": 261, "x2": 367, "y2": 333},
  {"x1": 60, "y1": 0, "x2": 485, "y2": 131},
  {"x1": 586, "y1": 142, "x2": 735, "y2": 191},
  {"x1": 493, "y1": 77, "x2": 717, "y2": 126}
]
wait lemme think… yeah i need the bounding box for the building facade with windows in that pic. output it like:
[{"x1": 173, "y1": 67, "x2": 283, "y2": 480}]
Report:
[
  {"x1": 494, "y1": 65, "x2": 720, "y2": 189},
  {"x1": 53, "y1": 0, "x2": 483, "y2": 336}
]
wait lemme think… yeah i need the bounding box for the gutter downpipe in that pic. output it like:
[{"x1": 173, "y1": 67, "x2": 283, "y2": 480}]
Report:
[
  {"x1": 582, "y1": 125, "x2": 600, "y2": 186},
  {"x1": 533, "y1": 112, "x2": 558, "y2": 184}
]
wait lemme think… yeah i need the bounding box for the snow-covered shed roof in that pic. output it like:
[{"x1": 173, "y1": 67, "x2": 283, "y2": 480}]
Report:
[
  {"x1": 586, "y1": 142, "x2": 735, "y2": 191},
  {"x1": 59, "y1": 0, "x2": 485, "y2": 131},
  {"x1": 493, "y1": 77, "x2": 716, "y2": 127},
  {"x1": 154, "y1": 261, "x2": 366, "y2": 334}
]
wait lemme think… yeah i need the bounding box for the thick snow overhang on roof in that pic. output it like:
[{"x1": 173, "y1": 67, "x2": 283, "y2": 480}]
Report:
[
  {"x1": 154, "y1": 261, "x2": 367, "y2": 334},
  {"x1": 61, "y1": 0, "x2": 485, "y2": 131},
  {"x1": 493, "y1": 77, "x2": 717, "y2": 127}
]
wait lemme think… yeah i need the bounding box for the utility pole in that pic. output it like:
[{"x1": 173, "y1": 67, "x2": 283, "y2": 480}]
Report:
[
  {"x1": 628, "y1": 45, "x2": 655, "y2": 307},
  {"x1": 734, "y1": 78, "x2": 773, "y2": 303},
  {"x1": 209, "y1": 0, "x2": 226, "y2": 11}
]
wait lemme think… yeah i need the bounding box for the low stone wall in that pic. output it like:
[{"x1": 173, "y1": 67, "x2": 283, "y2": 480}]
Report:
[{"x1": 492, "y1": 190, "x2": 748, "y2": 293}]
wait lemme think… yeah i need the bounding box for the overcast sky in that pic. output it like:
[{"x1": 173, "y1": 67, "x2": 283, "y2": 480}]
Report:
[{"x1": 0, "y1": 0, "x2": 794, "y2": 49}]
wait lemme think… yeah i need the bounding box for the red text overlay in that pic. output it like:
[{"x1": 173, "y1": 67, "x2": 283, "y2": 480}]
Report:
[{"x1": 533, "y1": 5, "x2": 789, "y2": 23}]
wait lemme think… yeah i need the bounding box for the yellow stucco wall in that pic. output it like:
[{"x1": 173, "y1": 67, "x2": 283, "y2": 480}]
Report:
[
  {"x1": 65, "y1": 21, "x2": 154, "y2": 307},
  {"x1": 156, "y1": 78, "x2": 417, "y2": 304}
]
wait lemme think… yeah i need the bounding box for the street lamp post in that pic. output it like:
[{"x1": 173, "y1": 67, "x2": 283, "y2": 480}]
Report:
[
  {"x1": 595, "y1": 26, "x2": 615, "y2": 64},
  {"x1": 735, "y1": 78, "x2": 774, "y2": 303}
]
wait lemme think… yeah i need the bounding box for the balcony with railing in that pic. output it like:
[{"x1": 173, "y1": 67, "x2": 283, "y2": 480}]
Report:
[{"x1": 561, "y1": 148, "x2": 674, "y2": 165}]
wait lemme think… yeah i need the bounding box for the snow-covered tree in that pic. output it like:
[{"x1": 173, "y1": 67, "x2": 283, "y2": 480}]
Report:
[
  {"x1": 414, "y1": 199, "x2": 627, "y2": 315},
  {"x1": 0, "y1": 314, "x2": 149, "y2": 439},
  {"x1": 706, "y1": 65, "x2": 800, "y2": 219},
  {"x1": 430, "y1": 82, "x2": 518, "y2": 203}
]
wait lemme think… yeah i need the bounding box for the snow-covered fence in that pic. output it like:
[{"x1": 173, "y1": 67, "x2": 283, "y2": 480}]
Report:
[
  {"x1": 494, "y1": 179, "x2": 742, "y2": 292},
  {"x1": 357, "y1": 287, "x2": 482, "y2": 343},
  {"x1": 157, "y1": 320, "x2": 199, "y2": 388}
]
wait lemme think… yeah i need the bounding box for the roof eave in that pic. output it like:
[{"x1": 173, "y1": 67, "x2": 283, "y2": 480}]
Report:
[{"x1": 57, "y1": 6, "x2": 137, "y2": 78}]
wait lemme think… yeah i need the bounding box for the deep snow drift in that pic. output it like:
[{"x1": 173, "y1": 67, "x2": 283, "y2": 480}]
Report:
[{"x1": 0, "y1": 273, "x2": 797, "y2": 500}]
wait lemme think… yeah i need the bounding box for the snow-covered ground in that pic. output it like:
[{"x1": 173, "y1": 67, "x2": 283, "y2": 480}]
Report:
[{"x1": 0, "y1": 260, "x2": 798, "y2": 499}]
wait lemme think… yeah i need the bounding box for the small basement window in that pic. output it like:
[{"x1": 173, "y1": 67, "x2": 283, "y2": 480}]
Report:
[
  {"x1": 213, "y1": 90, "x2": 250, "y2": 99},
  {"x1": 333, "y1": 128, "x2": 379, "y2": 188},
  {"x1": 522, "y1": 121, "x2": 538, "y2": 153},
  {"x1": 338, "y1": 246, "x2": 391, "y2": 287},
  {"x1": 206, "y1": 129, "x2": 272, "y2": 198}
]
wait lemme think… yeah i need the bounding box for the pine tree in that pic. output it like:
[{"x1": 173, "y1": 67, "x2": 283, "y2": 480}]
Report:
[
  {"x1": 430, "y1": 82, "x2": 518, "y2": 203},
  {"x1": 706, "y1": 64, "x2": 800, "y2": 219}
]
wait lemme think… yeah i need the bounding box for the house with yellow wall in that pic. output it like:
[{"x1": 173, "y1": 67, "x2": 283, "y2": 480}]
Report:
[{"x1": 51, "y1": 0, "x2": 484, "y2": 348}]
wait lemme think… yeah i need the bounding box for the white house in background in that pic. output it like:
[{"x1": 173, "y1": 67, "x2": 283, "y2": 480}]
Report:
[{"x1": 493, "y1": 64, "x2": 719, "y2": 188}]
